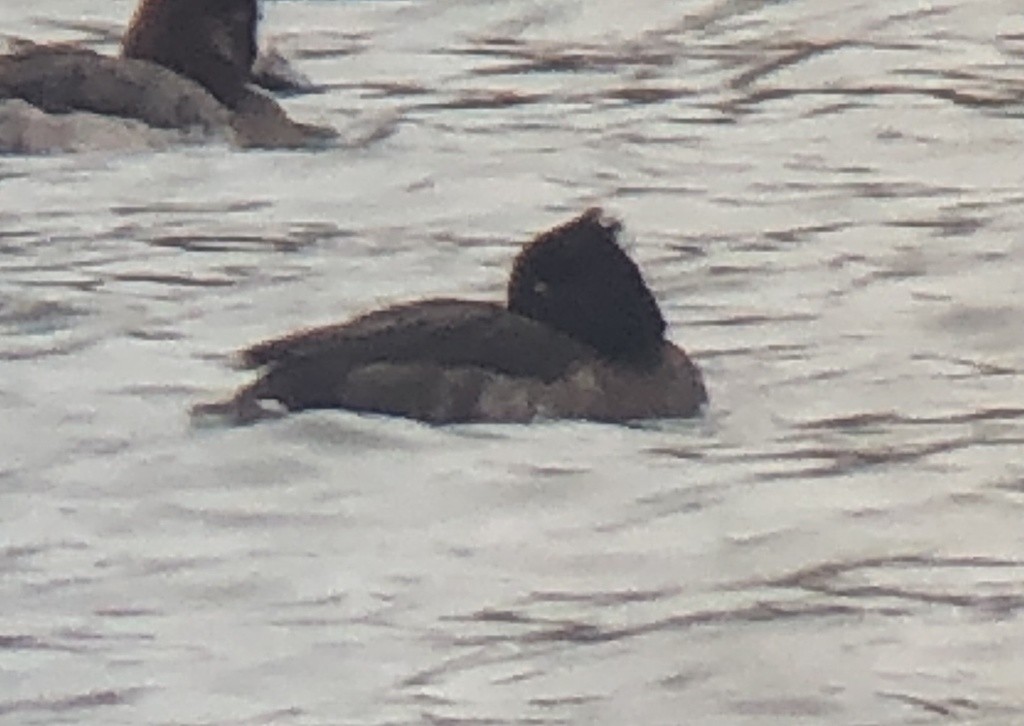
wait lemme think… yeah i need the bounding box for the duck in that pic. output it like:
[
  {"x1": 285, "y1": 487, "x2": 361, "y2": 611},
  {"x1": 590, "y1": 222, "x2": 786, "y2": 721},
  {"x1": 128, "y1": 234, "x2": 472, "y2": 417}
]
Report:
[
  {"x1": 0, "y1": 0, "x2": 333, "y2": 152},
  {"x1": 121, "y1": 0, "x2": 260, "y2": 112},
  {"x1": 195, "y1": 208, "x2": 707, "y2": 425}
]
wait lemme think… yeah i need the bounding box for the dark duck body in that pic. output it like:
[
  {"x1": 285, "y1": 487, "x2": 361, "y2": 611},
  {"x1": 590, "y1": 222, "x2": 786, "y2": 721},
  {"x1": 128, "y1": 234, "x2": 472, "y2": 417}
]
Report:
[
  {"x1": 197, "y1": 209, "x2": 707, "y2": 424},
  {"x1": 0, "y1": 0, "x2": 333, "y2": 150}
]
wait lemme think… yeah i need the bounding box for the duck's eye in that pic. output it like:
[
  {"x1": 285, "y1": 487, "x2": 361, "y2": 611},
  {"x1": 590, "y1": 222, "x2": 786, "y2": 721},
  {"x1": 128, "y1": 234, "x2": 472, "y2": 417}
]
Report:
[{"x1": 533, "y1": 280, "x2": 549, "y2": 296}]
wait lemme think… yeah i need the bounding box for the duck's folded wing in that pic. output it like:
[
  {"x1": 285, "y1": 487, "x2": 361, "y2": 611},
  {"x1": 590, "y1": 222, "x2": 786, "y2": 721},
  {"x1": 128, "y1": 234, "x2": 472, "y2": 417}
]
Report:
[
  {"x1": 242, "y1": 299, "x2": 594, "y2": 382},
  {"x1": 0, "y1": 44, "x2": 230, "y2": 129}
]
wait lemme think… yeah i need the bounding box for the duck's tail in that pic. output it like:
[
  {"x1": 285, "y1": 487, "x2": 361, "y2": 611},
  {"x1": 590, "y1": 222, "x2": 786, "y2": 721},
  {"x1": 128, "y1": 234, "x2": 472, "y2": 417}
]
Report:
[{"x1": 190, "y1": 383, "x2": 284, "y2": 427}]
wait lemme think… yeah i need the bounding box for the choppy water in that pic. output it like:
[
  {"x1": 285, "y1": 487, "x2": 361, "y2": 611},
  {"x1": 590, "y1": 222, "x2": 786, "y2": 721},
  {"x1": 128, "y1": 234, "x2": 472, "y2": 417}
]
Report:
[{"x1": 2, "y1": 0, "x2": 1024, "y2": 723}]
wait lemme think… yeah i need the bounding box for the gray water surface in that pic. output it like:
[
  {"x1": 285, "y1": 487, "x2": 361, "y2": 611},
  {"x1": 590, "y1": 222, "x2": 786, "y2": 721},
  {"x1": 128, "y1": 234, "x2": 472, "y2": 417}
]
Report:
[{"x1": 2, "y1": 1, "x2": 1023, "y2": 724}]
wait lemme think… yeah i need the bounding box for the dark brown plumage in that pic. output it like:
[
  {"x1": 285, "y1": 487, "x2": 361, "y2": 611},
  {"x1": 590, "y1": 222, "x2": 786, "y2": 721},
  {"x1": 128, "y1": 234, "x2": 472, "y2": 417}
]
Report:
[
  {"x1": 508, "y1": 207, "x2": 666, "y2": 368},
  {"x1": 196, "y1": 209, "x2": 707, "y2": 425},
  {"x1": 121, "y1": 0, "x2": 258, "y2": 109}
]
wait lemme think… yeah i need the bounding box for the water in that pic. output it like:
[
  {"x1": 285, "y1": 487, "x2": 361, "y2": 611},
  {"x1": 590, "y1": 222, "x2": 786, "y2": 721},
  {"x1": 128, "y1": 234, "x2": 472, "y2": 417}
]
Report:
[{"x1": 2, "y1": 0, "x2": 1023, "y2": 723}]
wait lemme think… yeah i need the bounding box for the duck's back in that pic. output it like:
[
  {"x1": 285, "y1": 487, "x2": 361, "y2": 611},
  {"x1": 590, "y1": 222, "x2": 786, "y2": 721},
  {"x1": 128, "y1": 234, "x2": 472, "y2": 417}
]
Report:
[
  {"x1": 236, "y1": 299, "x2": 600, "y2": 421},
  {"x1": 0, "y1": 44, "x2": 230, "y2": 131}
]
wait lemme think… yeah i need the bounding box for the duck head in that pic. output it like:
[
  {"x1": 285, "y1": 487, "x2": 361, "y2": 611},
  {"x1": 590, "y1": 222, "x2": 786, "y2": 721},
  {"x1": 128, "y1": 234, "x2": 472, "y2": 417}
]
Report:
[{"x1": 507, "y1": 208, "x2": 667, "y2": 367}]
